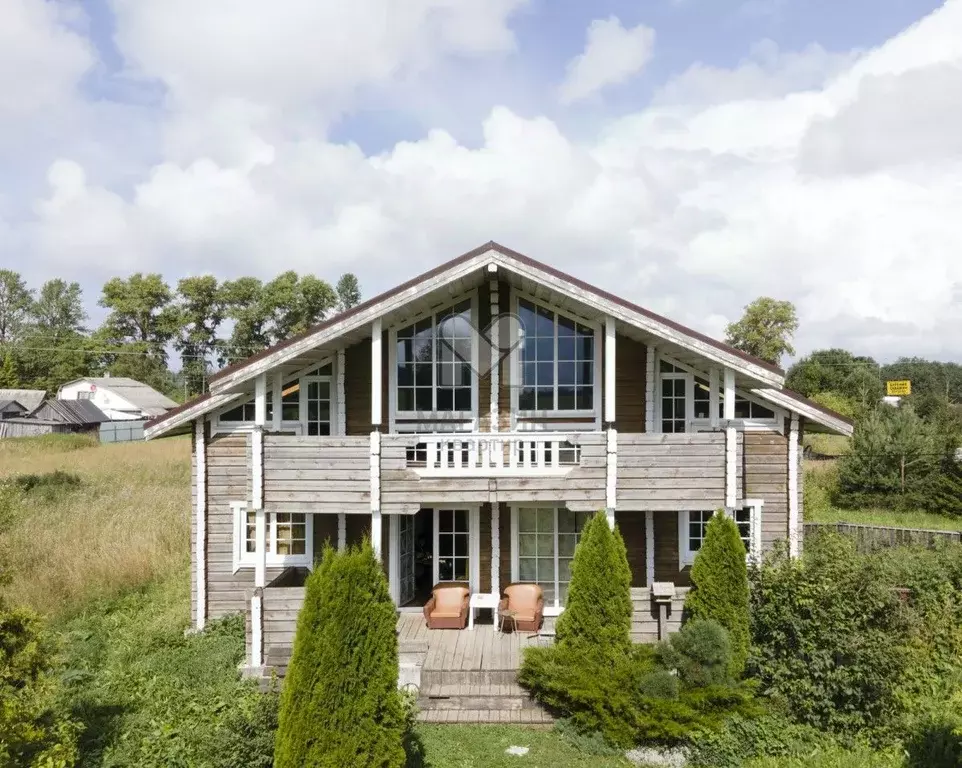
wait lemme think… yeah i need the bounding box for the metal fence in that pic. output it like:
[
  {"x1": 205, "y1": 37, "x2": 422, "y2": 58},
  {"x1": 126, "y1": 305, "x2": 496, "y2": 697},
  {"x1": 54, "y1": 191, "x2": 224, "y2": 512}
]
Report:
[
  {"x1": 805, "y1": 521, "x2": 962, "y2": 551},
  {"x1": 99, "y1": 420, "x2": 147, "y2": 444}
]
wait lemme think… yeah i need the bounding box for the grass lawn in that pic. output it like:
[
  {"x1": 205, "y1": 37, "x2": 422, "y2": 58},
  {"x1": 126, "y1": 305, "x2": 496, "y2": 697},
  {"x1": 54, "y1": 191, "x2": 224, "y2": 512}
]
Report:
[{"x1": 417, "y1": 724, "x2": 629, "y2": 767}]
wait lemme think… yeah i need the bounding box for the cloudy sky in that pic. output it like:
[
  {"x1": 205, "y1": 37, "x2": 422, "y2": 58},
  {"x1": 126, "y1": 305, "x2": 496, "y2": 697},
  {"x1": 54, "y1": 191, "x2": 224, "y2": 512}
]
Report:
[{"x1": 1, "y1": 0, "x2": 960, "y2": 363}]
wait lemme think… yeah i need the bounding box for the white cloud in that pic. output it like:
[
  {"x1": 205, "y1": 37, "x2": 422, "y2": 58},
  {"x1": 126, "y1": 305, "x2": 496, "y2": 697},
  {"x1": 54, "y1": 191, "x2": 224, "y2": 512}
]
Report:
[
  {"x1": 558, "y1": 17, "x2": 656, "y2": 105},
  {"x1": 4, "y1": 0, "x2": 962, "y2": 365},
  {"x1": 0, "y1": 0, "x2": 94, "y2": 118}
]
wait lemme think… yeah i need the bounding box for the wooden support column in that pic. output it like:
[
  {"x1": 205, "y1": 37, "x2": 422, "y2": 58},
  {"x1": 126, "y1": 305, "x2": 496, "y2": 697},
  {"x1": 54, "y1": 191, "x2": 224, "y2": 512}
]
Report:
[
  {"x1": 788, "y1": 413, "x2": 800, "y2": 558},
  {"x1": 371, "y1": 319, "x2": 382, "y2": 428},
  {"x1": 605, "y1": 317, "x2": 617, "y2": 527},
  {"x1": 489, "y1": 270, "x2": 499, "y2": 433},
  {"x1": 250, "y1": 589, "x2": 263, "y2": 668},
  {"x1": 194, "y1": 419, "x2": 207, "y2": 630},
  {"x1": 337, "y1": 513, "x2": 346, "y2": 551},
  {"x1": 252, "y1": 374, "x2": 266, "y2": 512},
  {"x1": 709, "y1": 367, "x2": 720, "y2": 430},
  {"x1": 724, "y1": 368, "x2": 737, "y2": 512},
  {"x1": 645, "y1": 510, "x2": 655, "y2": 587},
  {"x1": 491, "y1": 502, "x2": 500, "y2": 596},
  {"x1": 370, "y1": 430, "x2": 382, "y2": 560},
  {"x1": 271, "y1": 373, "x2": 282, "y2": 432},
  {"x1": 645, "y1": 344, "x2": 656, "y2": 432}
]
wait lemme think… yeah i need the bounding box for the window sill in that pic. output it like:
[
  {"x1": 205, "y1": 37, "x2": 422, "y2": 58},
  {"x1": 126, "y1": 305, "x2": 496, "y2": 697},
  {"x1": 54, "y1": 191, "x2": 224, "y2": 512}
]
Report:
[
  {"x1": 516, "y1": 410, "x2": 597, "y2": 420},
  {"x1": 235, "y1": 556, "x2": 313, "y2": 571}
]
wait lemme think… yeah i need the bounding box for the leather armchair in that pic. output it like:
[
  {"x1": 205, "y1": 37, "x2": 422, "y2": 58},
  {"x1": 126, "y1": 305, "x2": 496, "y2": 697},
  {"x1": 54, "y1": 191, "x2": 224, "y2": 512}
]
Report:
[
  {"x1": 498, "y1": 583, "x2": 544, "y2": 632},
  {"x1": 423, "y1": 583, "x2": 470, "y2": 630}
]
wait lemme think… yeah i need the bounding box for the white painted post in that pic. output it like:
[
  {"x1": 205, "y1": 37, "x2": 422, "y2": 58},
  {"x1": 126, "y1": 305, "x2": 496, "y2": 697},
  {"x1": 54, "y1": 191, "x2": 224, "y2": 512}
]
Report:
[
  {"x1": 194, "y1": 419, "x2": 207, "y2": 630},
  {"x1": 338, "y1": 513, "x2": 346, "y2": 551},
  {"x1": 371, "y1": 319, "x2": 382, "y2": 427},
  {"x1": 490, "y1": 276, "x2": 499, "y2": 433},
  {"x1": 604, "y1": 316, "x2": 616, "y2": 425},
  {"x1": 645, "y1": 510, "x2": 655, "y2": 587},
  {"x1": 491, "y1": 501, "x2": 500, "y2": 597},
  {"x1": 271, "y1": 373, "x2": 282, "y2": 432},
  {"x1": 254, "y1": 373, "x2": 267, "y2": 425},
  {"x1": 645, "y1": 345, "x2": 656, "y2": 432},
  {"x1": 788, "y1": 413, "x2": 800, "y2": 558},
  {"x1": 336, "y1": 348, "x2": 346, "y2": 435},
  {"x1": 724, "y1": 368, "x2": 737, "y2": 511},
  {"x1": 606, "y1": 428, "x2": 617, "y2": 528},
  {"x1": 252, "y1": 373, "x2": 266, "y2": 512},
  {"x1": 709, "y1": 367, "x2": 720, "y2": 430},
  {"x1": 254, "y1": 507, "x2": 267, "y2": 588},
  {"x1": 370, "y1": 430, "x2": 382, "y2": 560},
  {"x1": 250, "y1": 591, "x2": 263, "y2": 668}
]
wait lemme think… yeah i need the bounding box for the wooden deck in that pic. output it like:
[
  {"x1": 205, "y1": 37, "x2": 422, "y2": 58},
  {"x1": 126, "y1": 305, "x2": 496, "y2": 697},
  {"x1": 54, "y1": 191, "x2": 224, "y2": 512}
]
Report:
[{"x1": 397, "y1": 612, "x2": 556, "y2": 672}]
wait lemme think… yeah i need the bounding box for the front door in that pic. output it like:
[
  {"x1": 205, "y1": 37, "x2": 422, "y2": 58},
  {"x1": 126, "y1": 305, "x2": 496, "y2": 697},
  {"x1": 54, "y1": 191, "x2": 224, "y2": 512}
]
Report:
[
  {"x1": 434, "y1": 508, "x2": 472, "y2": 586},
  {"x1": 399, "y1": 514, "x2": 416, "y2": 605}
]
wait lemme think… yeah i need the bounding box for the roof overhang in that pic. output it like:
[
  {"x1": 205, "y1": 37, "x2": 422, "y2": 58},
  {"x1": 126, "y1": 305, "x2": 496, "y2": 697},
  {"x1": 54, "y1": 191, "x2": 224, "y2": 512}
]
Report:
[{"x1": 754, "y1": 388, "x2": 854, "y2": 437}]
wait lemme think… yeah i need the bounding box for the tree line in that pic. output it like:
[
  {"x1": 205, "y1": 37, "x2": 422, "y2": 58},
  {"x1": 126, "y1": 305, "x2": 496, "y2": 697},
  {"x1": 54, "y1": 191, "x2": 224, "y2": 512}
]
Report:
[{"x1": 0, "y1": 269, "x2": 361, "y2": 400}]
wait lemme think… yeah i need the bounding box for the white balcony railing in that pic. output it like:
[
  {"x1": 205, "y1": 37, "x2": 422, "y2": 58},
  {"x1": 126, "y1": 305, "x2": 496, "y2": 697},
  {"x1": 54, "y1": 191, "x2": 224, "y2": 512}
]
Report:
[{"x1": 408, "y1": 433, "x2": 582, "y2": 476}]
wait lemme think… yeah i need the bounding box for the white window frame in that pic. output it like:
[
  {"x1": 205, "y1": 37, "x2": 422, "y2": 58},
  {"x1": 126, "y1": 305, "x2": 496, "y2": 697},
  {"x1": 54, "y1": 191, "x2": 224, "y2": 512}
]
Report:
[
  {"x1": 432, "y1": 507, "x2": 480, "y2": 590},
  {"x1": 510, "y1": 504, "x2": 591, "y2": 616},
  {"x1": 510, "y1": 292, "x2": 602, "y2": 426},
  {"x1": 209, "y1": 358, "x2": 336, "y2": 436},
  {"x1": 299, "y1": 372, "x2": 336, "y2": 437},
  {"x1": 388, "y1": 291, "x2": 480, "y2": 431},
  {"x1": 677, "y1": 501, "x2": 763, "y2": 569},
  {"x1": 232, "y1": 502, "x2": 314, "y2": 572},
  {"x1": 655, "y1": 352, "x2": 785, "y2": 434}
]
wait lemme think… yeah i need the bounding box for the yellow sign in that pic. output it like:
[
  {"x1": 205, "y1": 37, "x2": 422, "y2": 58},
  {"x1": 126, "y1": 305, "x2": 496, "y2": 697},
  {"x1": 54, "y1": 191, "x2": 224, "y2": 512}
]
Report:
[{"x1": 886, "y1": 380, "x2": 911, "y2": 397}]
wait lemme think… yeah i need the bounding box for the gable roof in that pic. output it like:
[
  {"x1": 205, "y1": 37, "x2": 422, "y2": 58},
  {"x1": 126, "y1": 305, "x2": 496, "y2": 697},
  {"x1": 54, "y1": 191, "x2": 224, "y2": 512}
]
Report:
[
  {"x1": 0, "y1": 389, "x2": 46, "y2": 415},
  {"x1": 148, "y1": 241, "x2": 848, "y2": 439},
  {"x1": 0, "y1": 399, "x2": 26, "y2": 413},
  {"x1": 61, "y1": 377, "x2": 178, "y2": 416},
  {"x1": 36, "y1": 399, "x2": 109, "y2": 425},
  {"x1": 754, "y1": 388, "x2": 854, "y2": 437}
]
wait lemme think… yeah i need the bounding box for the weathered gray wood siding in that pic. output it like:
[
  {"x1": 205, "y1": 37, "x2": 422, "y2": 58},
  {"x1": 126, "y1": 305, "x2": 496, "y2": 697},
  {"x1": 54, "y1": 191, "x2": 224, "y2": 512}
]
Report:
[
  {"x1": 263, "y1": 435, "x2": 369, "y2": 513},
  {"x1": 379, "y1": 432, "x2": 607, "y2": 513},
  {"x1": 743, "y1": 430, "x2": 790, "y2": 552},
  {"x1": 631, "y1": 587, "x2": 688, "y2": 643},
  {"x1": 616, "y1": 432, "x2": 742, "y2": 510},
  {"x1": 263, "y1": 586, "x2": 305, "y2": 649}
]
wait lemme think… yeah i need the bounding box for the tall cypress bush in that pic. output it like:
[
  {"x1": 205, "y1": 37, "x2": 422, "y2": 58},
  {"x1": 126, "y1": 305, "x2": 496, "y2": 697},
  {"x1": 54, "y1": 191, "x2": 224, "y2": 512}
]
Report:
[
  {"x1": 684, "y1": 511, "x2": 750, "y2": 677},
  {"x1": 274, "y1": 542, "x2": 405, "y2": 768},
  {"x1": 555, "y1": 511, "x2": 632, "y2": 653}
]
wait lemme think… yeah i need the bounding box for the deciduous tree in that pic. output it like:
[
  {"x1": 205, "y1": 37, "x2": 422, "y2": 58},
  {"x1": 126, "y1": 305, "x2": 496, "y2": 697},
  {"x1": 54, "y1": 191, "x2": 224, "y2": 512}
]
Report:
[
  {"x1": 98, "y1": 273, "x2": 177, "y2": 363},
  {"x1": 173, "y1": 275, "x2": 223, "y2": 395},
  {"x1": 725, "y1": 297, "x2": 798, "y2": 366},
  {"x1": 0, "y1": 270, "x2": 32, "y2": 344}
]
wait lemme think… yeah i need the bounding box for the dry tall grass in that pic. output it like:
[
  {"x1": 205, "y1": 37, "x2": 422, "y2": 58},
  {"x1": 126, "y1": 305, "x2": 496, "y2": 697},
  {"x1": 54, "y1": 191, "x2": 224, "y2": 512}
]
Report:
[{"x1": 0, "y1": 434, "x2": 191, "y2": 617}]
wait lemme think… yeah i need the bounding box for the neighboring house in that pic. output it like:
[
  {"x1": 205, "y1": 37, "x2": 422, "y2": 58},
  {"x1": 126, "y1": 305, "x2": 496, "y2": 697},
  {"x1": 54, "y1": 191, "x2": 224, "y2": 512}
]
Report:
[
  {"x1": 0, "y1": 389, "x2": 46, "y2": 416},
  {"x1": 144, "y1": 241, "x2": 852, "y2": 678},
  {"x1": 58, "y1": 377, "x2": 178, "y2": 421},
  {"x1": 0, "y1": 399, "x2": 108, "y2": 439},
  {"x1": 0, "y1": 400, "x2": 27, "y2": 419}
]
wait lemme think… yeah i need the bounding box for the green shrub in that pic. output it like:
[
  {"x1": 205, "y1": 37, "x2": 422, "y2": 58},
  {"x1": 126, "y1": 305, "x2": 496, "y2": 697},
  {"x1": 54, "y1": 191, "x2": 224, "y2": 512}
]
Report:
[
  {"x1": 658, "y1": 619, "x2": 733, "y2": 688},
  {"x1": 205, "y1": 687, "x2": 279, "y2": 768},
  {"x1": 748, "y1": 533, "x2": 911, "y2": 739},
  {"x1": 685, "y1": 512, "x2": 750, "y2": 676},
  {"x1": 1, "y1": 598, "x2": 79, "y2": 767},
  {"x1": 906, "y1": 715, "x2": 962, "y2": 768},
  {"x1": 687, "y1": 712, "x2": 837, "y2": 768},
  {"x1": 555, "y1": 511, "x2": 632, "y2": 653},
  {"x1": 520, "y1": 640, "x2": 758, "y2": 748},
  {"x1": 274, "y1": 541, "x2": 406, "y2": 768}
]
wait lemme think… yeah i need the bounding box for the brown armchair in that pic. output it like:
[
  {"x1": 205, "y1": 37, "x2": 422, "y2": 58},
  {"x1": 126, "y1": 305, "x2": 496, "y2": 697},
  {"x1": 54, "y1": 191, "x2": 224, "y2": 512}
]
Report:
[
  {"x1": 498, "y1": 583, "x2": 544, "y2": 632},
  {"x1": 423, "y1": 583, "x2": 470, "y2": 630}
]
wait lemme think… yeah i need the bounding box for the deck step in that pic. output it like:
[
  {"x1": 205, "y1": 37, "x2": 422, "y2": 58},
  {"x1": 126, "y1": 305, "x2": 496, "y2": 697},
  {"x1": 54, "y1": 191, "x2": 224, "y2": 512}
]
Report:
[
  {"x1": 420, "y1": 669, "x2": 519, "y2": 687},
  {"x1": 417, "y1": 708, "x2": 554, "y2": 724}
]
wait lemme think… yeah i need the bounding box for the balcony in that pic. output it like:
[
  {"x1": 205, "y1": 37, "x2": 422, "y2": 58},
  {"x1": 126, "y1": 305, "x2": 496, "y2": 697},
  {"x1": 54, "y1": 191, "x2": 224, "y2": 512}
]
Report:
[{"x1": 396, "y1": 432, "x2": 596, "y2": 477}]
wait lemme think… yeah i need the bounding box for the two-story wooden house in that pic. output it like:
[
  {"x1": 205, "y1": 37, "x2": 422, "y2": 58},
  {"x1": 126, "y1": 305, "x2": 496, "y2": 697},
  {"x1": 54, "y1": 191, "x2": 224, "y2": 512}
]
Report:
[{"x1": 145, "y1": 242, "x2": 851, "y2": 681}]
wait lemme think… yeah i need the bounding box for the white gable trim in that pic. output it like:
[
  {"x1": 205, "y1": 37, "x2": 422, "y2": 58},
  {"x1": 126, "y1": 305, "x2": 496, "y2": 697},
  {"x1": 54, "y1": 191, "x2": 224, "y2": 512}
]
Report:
[{"x1": 753, "y1": 388, "x2": 853, "y2": 437}]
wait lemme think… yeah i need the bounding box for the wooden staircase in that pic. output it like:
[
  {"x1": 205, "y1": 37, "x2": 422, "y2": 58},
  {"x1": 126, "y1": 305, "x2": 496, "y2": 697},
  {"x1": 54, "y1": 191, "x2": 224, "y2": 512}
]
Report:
[{"x1": 416, "y1": 669, "x2": 553, "y2": 724}]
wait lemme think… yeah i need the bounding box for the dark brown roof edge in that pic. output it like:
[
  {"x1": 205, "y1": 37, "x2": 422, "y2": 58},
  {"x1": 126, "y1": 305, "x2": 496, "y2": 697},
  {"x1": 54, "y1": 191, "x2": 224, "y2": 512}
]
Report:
[{"x1": 148, "y1": 240, "x2": 786, "y2": 433}]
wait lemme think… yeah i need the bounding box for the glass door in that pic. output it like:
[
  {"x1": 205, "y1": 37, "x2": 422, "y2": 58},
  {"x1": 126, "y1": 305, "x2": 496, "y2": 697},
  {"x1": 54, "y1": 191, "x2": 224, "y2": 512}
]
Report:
[
  {"x1": 434, "y1": 508, "x2": 470, "y2": 584},
  {"x1": 302, "y1": 377, "x2": 333, "y2": 436},
  {"x1": 399, "y1": 515, "x2": 416, "y2": 605},
  {"x1": 515, "y1": 506, "x2": 590, "y2": 612}
]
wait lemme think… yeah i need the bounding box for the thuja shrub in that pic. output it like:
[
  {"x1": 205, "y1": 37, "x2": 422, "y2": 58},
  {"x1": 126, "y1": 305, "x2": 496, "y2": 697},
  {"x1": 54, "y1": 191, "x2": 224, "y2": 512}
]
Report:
[
  {"x1": 684, "y1": 512, "x2": 750, "y2": 677},
  {"x1": 274, "y1": 542, "x2": 405, "y2": 768},
  {"x1": 555, "y1": 511, "x2": 633, "y2": 653}
]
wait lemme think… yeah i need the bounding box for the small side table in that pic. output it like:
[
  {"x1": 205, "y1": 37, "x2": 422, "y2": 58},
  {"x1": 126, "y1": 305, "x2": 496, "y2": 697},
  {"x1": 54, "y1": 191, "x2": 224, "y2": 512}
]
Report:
[{"x1": 468, "y1": 592, "x2": 499, "y2": 630}]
